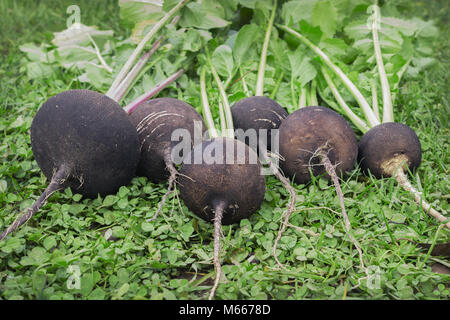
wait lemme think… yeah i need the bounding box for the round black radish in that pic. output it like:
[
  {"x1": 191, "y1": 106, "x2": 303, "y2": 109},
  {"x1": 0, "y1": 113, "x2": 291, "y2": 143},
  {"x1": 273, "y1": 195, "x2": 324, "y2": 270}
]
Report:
[
  {"x1": 358, "y1": 122, "x2": 422, "y2": 179},
  {"x1": 129, "y1": 97, "x2": 206, "y2": 182},
  {"x1": 31, "y1": 89, "x2": 140, "y2": 197},
  {"x1": 279, "y1": 106, "x2": 358, "y2": 185},
  {"x1": 232, "y1": 96, "x2": 288, "y2": 151},
  {"x1": 0, "y1": 89, "x2": 140, "y2": 241},
  {"x1": 178, "y1": 137, "x2": 266, "y2": 225}
]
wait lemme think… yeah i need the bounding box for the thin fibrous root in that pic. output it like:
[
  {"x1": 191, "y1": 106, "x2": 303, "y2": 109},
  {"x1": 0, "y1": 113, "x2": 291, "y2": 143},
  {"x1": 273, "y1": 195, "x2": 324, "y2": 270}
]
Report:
[
  {"x1": 0, "y1": 165, "x2": 69, "y2": 241},
  {"x1": 320, "y1": 152, "x2": 367, "y2": 276},
  {"x1": 209, "y1": 201, "x2": 225, "y2": 300},
  {"x1": 272, "y1": 206, "x2": 336, "y2": 272},
  {"x1": 393, "y1": 169, "x2": 450, "y2": 230},
  {"x1": 262, "y1": 152, "x2": 297, "y2": 271},
  {"x1": 147, "y1": 150, "x2": 178, "y2": 222}
]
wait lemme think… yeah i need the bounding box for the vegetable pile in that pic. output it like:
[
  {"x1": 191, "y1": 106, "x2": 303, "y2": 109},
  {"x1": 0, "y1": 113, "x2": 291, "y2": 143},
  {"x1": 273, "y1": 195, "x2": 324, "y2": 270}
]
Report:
[{"x1": 0, "y1": 0, "x2": 448, "y2": 300}]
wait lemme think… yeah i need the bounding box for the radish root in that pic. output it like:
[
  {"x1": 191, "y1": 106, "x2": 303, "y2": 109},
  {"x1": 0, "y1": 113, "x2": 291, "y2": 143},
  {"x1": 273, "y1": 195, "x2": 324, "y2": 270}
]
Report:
[
  {"x1": 393, "y1": 169, "x2": 450, "y2": 230},
  {"x1": 147, "y1": 150, "x2": 178, "y2": 222},
  {"x1": 320, "y1": 151, "x2": 367, "y2": 275},
  {"x1": 262, "y1": 152, "x2": 297, "y2": 271},
  {"x1": 209, "y1": 201, "x2": 225, "y2": 300},
  {"x1": 0, "y1": 165, "x2": 69, "y2": 241}
]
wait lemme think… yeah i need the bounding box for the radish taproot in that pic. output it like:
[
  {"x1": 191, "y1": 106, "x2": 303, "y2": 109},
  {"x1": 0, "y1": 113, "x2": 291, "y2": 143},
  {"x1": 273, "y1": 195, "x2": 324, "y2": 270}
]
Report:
[{"x1": 178, "y1": 66, "x2": 266, "y2": 300}]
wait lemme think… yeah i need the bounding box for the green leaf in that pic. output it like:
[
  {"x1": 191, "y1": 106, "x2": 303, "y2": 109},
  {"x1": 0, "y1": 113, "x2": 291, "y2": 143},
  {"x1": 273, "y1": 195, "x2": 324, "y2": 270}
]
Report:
[
  {"x1": 87, "y1": 287, "x2": 106, "y2": 300},
  {"x1": 311, "y1": 0, "x2": 338, "y2": 37},
  {"x1": 103, "y1": 195, "x2": 117, "y2": 207},
  {"x1": 233, "y1": 24, "x2": 260, "y2": 66},
  {"x1": 281, "y1": 0, "x2": 318, "y2": 26},
  {"x1": 212, "y1": 44, "x2": 234, "y2": 79},
  {"x1": 180, "y1": 1, "x2": 230, "y2": 30},
  {"x1": 180, "y1": 222, "x2": 194, "y2": 241},
  {"x1": 115, "y1": 283, "x2": 130, "y2": 299},
  {"x1": 299, "y1": 20, "x2": 322, "y2": 45},
  {"x1": 43, "y1": 236, "x2": 57, "y2": 250},
  {"x1": 32, "y1": 271, "x2": 47, "y2": 298},
  {"x1": 80, "y1": 273, "x2": 95, "y2": 296},
  {"x1": 119, "y1": 0, "x2": 164, "y2": 30},
  {"x1": 0, "y1": 180, "x2": 7, "y2": 193},
  {"x1": 25, "y1": 62, "x2": 54, "y2": 79}
]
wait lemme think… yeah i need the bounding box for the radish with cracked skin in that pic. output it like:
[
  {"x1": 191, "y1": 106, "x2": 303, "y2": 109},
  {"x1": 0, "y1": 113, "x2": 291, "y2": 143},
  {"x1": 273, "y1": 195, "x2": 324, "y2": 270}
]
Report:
[{"x1": 128, "y1": 97, "x2": 206, "y2": 221}]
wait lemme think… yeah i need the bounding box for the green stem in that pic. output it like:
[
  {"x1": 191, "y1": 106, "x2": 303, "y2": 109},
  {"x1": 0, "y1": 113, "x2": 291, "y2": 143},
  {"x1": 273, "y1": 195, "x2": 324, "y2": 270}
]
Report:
[
  {"x1": 371, "y1": 79, "x2": 380, "y2": 121},
  {"x1": 321, "y1": 67, "x2": 370, "y2": 133},
  {"x1": 111, "y1": 37, "x2": 163, "y2": 102},
  {"x1": 270, "y1": 71, "x2": 284, "y2": 100},
  {"x1": 240, "y1": 67, "x2": 250, "y2": 97},
  {"x1": 290, "y1": 78, "x2": 298, "y2": 109},
  {"x1": 255, "y1": 0, "x2": 277, "y2": 96},
  {"x1": 207, "y1": 51, "x2": 234, "y2": 138},
  {"x1": 371, "y1": 2, "x2": 393, "y2": 123},
  {"x1": 200, "y1": 67, "x2": 219, "y2": 139},
  {"x1": 299, "y1": 86, "x2": 307, "y2": 108},
  {"x1": 309, "y1": 79, "x2": 318, "y2": 106},
  {"x1": 279, "y1": 24, "x2": 379, "y2": 128}
]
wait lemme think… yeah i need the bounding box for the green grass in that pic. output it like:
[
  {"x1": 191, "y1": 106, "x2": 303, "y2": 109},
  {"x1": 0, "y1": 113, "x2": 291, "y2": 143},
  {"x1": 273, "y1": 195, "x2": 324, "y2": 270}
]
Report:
[{"x1": 0, "y1": 0, "x2": 449, "y2": 300}]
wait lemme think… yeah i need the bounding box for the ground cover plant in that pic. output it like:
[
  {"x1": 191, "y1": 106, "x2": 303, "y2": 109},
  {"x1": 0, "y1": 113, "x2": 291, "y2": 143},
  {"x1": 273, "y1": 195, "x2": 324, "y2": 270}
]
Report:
[{"x1": 0, "y1": 0, "x2": 448, "y2": 300}]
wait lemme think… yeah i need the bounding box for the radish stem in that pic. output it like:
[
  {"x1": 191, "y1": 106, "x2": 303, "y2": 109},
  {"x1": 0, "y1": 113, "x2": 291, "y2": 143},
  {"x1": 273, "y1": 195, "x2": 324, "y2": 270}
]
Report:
[
  {"x1": 200, "y1": 67, "x2": 219, "y2": 139},
  {"x1": 111, "y1": 37, "x2": 163, "y2": 102},
  {"x1": 255, "y1": 0, "x2": 277, "y2": 96},
  {"x1": 371, "y1": 2, "x2": 393, "y2": 123},
  {"x1": 321, "y1": 67, "x2": 370, "y2": 133},
  {"x1": 299, "y1": 87, "x2": 307, "y2": 108},
  {"x1": 207, "y1": 51, "x2": 234, "y2": 138},
  {"x1": 270, "y1": 71, "x2": 284, "y2": 100},
  {"x1": 371, "y1": 79, "x2": 380, "y2": 121},
  {"x1": 309, "y1": 79, "x2": 318, "y2": 106},
  {"x1": 124, "y1": 69, "x2": 184, "y2": 114}
]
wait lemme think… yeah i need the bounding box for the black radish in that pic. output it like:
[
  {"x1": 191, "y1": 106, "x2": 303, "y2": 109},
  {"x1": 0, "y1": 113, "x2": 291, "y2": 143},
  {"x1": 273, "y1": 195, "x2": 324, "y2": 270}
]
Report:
[
  {"x1": 275, "y1": 106, "x2": 362, "y2": 271},
  {"x1": 128, "y1": 97, "x2": 206, "y2": 221},
  {"x1": 279, "y1": 106, "x2": 358, "y2": 185},
  {"x1": 0, "y1": 90, "x2": 140, "y2": 240},
  {"x1": 232, "y1": 96, "x2": 288, "y2": 151},
  {"x1": 179, "y1": 66, "x2": 266, "y2": 300}
]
